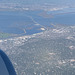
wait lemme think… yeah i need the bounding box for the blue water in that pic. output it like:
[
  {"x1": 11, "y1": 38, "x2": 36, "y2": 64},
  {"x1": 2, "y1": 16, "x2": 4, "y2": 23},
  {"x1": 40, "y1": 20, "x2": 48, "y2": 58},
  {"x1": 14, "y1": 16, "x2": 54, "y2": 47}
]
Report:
[
  {"x1": 0, "y1": 9, "x2": 75, "y2": 35},
  {"x1": 47, "y1": 8, "x2": 75, "y2": 26},
  {"x1": 51, "y1": 13, "x2": 75, "y2": 25},
  {"x1": 0, "y1": 14, "x2": 31, "y2": 34},
  {"x1": 0, "y1": 11, "x2": 43, "y2": 35}
]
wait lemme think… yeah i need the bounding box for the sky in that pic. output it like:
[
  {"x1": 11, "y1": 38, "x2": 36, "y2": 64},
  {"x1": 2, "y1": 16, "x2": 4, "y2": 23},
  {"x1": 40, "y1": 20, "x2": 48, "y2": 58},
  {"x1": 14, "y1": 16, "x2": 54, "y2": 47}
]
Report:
[
  {"x1": 0, "y1": 0, "x2": 75, "y2": 8},
  {"x1": 0, "y1": 0, "x2": 74, "y2": 4}
]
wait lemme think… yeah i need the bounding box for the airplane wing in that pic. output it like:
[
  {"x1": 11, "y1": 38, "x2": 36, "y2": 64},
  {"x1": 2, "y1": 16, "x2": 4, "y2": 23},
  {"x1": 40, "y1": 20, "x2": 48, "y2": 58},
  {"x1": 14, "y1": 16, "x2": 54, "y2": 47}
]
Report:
[{"x1": 0, "y1": 50, "x2": 16, "y2": 75}]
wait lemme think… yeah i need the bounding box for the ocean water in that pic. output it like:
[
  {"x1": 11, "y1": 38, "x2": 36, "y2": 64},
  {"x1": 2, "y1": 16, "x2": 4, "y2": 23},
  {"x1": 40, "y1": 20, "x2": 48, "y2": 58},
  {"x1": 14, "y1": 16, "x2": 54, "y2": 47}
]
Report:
[
  {"x1": 0, "y1": 8, "x2": 75, "y2": 36},
  {"x1": 51, "y1": 13, "x2": 75, "y2": 25},
  {"x1": 0, "y1": 11, "x2": 43, "y2": 35}
]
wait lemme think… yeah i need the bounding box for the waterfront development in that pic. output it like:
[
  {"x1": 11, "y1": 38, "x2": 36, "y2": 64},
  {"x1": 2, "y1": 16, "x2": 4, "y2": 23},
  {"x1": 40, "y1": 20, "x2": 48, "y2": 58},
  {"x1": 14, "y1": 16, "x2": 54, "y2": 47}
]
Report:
[{"x1": 0, "y1": 0, "x2": 75, "y2": 75}]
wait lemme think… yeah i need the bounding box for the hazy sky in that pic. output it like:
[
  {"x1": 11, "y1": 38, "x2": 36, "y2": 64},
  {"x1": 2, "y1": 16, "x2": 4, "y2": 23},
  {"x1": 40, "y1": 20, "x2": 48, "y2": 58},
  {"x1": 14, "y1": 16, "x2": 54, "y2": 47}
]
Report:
[{"x1": 0, "y1": 0, "x2": 74, "y2": 5}]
